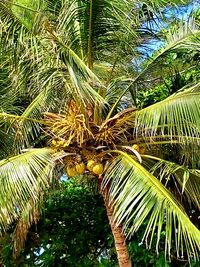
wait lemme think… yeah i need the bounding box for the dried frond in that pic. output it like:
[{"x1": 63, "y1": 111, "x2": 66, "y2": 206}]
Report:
[{"x1": 13, "y1": 197, "x2": 41, "y2": 258}]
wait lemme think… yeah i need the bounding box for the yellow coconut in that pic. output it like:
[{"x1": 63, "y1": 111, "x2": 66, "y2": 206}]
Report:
[
  {"x1": 87, "y1": 160, "x2": 96, "y2": 171},
  {"x1": 66, "y1": 166, "x2": 77, "y2": 177},
  {"x1": 132, "y1": 144, "x2": 140, "y2": 151},
  {"x1": 76, "y1": 162, "x2": 86, "y2": 174},
  {"x1": 93, "y1": 163, "x2": 104, "y2": 175}
]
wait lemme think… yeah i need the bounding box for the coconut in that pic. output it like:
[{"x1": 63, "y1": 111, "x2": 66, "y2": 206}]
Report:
[
  {"x1": 66, "y1": 166, "x2": 77, "y2": 177},
  {"x1": 93, "y1": 163, "x2": 104, "y2": 175},
  {"x1": 76, "y1": 162, "x2": 86, "y2": 174},
  {"x1": 87, "y1": 160, "x2": 96, "y2": 171}
]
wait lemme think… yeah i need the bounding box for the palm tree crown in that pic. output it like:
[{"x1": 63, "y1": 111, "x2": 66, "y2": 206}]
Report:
[{"x1": 0, "y1": 0, "x2": 200, "y2": 266}]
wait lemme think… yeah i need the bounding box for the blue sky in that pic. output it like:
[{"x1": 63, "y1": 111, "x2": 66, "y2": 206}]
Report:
[{"x1": 132, "y1": 1, "x2": 199, "y2": 68}]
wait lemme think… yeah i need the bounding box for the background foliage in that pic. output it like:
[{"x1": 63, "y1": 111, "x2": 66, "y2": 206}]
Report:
[{"x1": 1, "y1": 181, "x2": 199, "y2": 266}]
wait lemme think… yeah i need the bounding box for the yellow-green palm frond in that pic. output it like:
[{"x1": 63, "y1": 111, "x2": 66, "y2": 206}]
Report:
[
  {"x1": 110, "y1": 17, "x2": 200, "y2": 107},
  {"x1": 10, "y1": 0, "x2": 43, "y2": 33},
  {"x1": 0, "y1": 111, "x2": 47, "y2": 155},
  {"x1": 12, "y1": 69, "x2": 69, "y2": 148},
  {"x1": 142, "y1": 155, "x2": 200, "y2": 209},
  {"x1": 14, "y1": 89, "x2": 55, "y2": 148},
  {"x1": 165, "y1": 16, "x2": 199, "y2": 46},
  {"x1": 0, "y1": 1, "x2": 29, "y2": 40},
  {"x1": 0, "y1": 1, "x2": 106, "y2": 110},
  {"x1": 144, "y1": 17, "x2": 200, "y2": 71},
  {"x1": 66, "y1": 63, "x2": 105, "y2": 108},
  {"x1": 0, "y1": 148, "x2": 56, "y2": 234},
  {"x1": 12, "y1": 162, "x2": 54, "y2": 257},
  {"x1": 105, "y1": 77, "x2": 134, "y2": 109},
  {"x1": 135, "y1": 84, "x2": 200, "y2": 145},
  {"x1": 102, "y1": 151, "x2": 200, "y2": 261}
]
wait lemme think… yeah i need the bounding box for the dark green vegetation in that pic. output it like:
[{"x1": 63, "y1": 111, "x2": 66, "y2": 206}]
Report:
[
  {"x1": 1, "y1": 182, "x2": 199, "y2": 267},
  {"x1": 1, "y1": 182, "x2": 114, "y2": 267}
]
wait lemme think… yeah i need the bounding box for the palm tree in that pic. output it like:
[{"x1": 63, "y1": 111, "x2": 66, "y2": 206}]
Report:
[{"x1": 0, "y1": 1, "x2": 200, "y2": 266}]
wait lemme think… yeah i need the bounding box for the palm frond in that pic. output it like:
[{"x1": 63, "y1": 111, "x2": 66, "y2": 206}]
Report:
[
  {"x1": 12, "y1": 162, "x2": 53, "y2": 257},
  {"x1": 0, "y1": 1, "x2": 105, "y2": 107},
  {"x1": 102, "y1": 151, "x2": 200, "y2": 261},
  {"x1": 165, "y1": 16, "x2": 200, "y2": 52},
  {"x1": 135, "y1": 84, "x2": 200, "y2": 144},
  {"x1": 142, "y1": 154, "x2": 200, "y2": 209},
  {"x1": 0, "y1": 1, "x2": 37, "y2": 59},
  {"x1": 106, "y1": 17, "x2": 200, "y2": 110},
  {"x1": 12, "y1": 196, "x2": 41, "y2": 258},
  {"x1": 0, "y1": 112, "x2": 46, "y2": 152},
  {"x1": 0, "y1": 148, "x2": 56, "y2": 233},
  {"x1": 10, "y1": 0, "x2": 43, "y2": 32},
  {"x1": 66, "y1": 63, "x2": 105, "y2": 107},
  {"x1": 105, "y1": 77, "x2": 134, "y2": 107},
  {"x1": 14, "y1": 80, "x2": 63, "y2": 148},
  {"x1": 16, "y1": 92, "x2": 51, "y2": 147}
]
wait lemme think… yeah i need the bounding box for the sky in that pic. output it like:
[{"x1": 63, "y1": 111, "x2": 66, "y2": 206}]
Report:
[{"x1": 132, "y1": 1, "x2": 200, "y2": 69}]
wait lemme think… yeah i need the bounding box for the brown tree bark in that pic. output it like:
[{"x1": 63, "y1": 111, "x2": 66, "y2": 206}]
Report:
[{"x1": 102, "y1": 191, "x2": 132, "y2": 267}]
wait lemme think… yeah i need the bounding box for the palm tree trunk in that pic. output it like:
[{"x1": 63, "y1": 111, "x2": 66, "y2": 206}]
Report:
[{"x1": 102, "y1": 191, "x2": 132, "y2": 267}]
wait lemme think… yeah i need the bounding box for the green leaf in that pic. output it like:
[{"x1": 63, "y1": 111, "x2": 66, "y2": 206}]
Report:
[
  {"x1": 142, "y1": 154, "x2": 200, "y2": 209},
  {"x1": 0, "y1": 148, "x2": 55, "y2": 233},
  {"x1": 135, "y1": 85, "x2": 200, "y2": 144},
  {"x1": 103, "y1": 151, "x2": 200, "y2": 261}
]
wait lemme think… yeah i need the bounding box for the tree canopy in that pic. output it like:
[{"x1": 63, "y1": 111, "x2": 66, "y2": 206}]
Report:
[{"x1": 0, "y1": 1, "x2": 199, "y2": 266}]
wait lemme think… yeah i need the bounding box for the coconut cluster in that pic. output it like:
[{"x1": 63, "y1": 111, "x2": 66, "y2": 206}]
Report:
[
  {"x1": 65, "y1": 162, "x2": 86, "y2": 177},
  {"x1": 62, "y1": 148, "x2": 105, "y2": 178},
  {"x1": 65, "y1": 160, "x2": 104, "y2": 177}
]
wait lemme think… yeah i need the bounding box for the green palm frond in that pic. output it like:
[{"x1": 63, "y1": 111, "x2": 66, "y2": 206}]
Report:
[
  {"x1": 10, "y1": 0, "x2": 43, "y2": 32},
  {"x1": 142, "y1": 154, "x2": 200, "y2": 209},
  {"x1": 0, "y1": 148, "x2": 56, "y2": 233},
  {"x1": 107, "y1": 17, "x2": 200, "y2": 109},
  {"x1": 0, "y1": 1, "x2": 27, "y2": 32},
  {"x1": 135, "y1": 84, "x2": 200, "y2": 144},
  {"x1": 14, "y1": 77, "x2": 65, "y2": 148},
  {"x1": 181, "y1": 36, "x2": 200, "y2": 51},
  {"x1": 46, "y1": 0, "x2": 137, "y2": 65},
  {"x1": 0, "y1": 1, "x2": 37, "y2": 58},
  {"x1": 105, "y1": 77, "x2": 134, "y2": 107},
  {"x1": 0, "y1": 1, "x2": 105, "y2": 106},
  {"x1": 102, "y1": 151, "x2": 200, "y2": 260},
  {"x1": 165, "y1": 16, "x2": 200, "y2": 52},
  {"x1": 165, "y1": 16, "x2": 199, "y2": 45},
  {"x1": 12, "y1": 163, "x2": 53, "y2": 257},
  {"x1": 54, "y1": 0, "x2": 85, "y2": 58},
  {"x1": 0, "y1": 112, "x2": 46, "y2": 150},
  {"x1": 133, "y1": 135, "x2": 200, "y2": 169},
  {"x1": 15, "y1": 90, "x2": 52, "y2": 147},
  {"x1": 66, "y1": 63, "x2": 105, "y2": 107}
]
